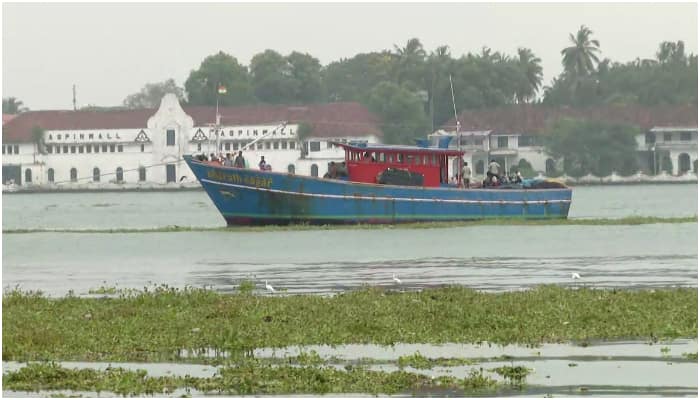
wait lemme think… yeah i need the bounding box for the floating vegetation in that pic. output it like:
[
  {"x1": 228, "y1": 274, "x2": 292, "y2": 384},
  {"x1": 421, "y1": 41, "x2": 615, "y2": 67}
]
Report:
[
  {"x1": 86, "y1": 286, "x2": 117, "y2": 295},
  {"x1": 682, "y1": 352, "x2": 698, "y2": 361},
  {"x1": 2, "y1": 361, "x2": 506, "y2": 396},
  {"x1": 3, "y1": 286, "x2": 696, "y2": 363},
  {"x1": 3, "y1": 215, "x2": 697, "y2": 234},
  {"x1": 397, "y1": 352, "x2": 477, "y2": 369},
  {"x1": 490, "y1": 365, "x2": 531, "y2": 387}
]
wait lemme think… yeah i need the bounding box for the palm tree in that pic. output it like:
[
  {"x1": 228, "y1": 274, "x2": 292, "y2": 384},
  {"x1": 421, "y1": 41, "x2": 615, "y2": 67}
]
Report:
[
  {"x1": 561, "y1": 25, "x2": 601, "y2": 78},
  {"x1": 656, "y1": 40, "x2": 687, "y2": 64},
  {"x1": 515, "y1": 47, "x2": 543, "y2": 103},
  {"x1": 2, "y1": 97, "x2": 28, "y2": 114},
  {"x1": 393, "y1": 38, "x2": 426, "y2": 85}
]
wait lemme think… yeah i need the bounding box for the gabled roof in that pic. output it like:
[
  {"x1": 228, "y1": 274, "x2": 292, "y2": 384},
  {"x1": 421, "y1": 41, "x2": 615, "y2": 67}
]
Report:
[
  {"x1": 444, "y1": 104, "x2": 698, "y2": 135},
  {"x1": 2, "y1": 102, "x2": 383, "y2": 143}
]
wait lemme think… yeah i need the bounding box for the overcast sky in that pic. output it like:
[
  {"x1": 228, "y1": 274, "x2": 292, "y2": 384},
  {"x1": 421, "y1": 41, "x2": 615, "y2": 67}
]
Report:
[{"x1": 2, "y1": 2, "x2": 698, "y2": 110}]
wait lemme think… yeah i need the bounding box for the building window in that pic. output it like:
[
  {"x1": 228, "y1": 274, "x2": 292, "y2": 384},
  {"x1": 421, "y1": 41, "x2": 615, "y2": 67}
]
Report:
[
  {"x1": 140, "y1": 144, "x2": 145, "y2": 152},
  {"x1": 48, "y1": 168, "x2": 54, "y2": 183},
  {"x1": 281, "y1": 141, "x2": 288, "y2": 150},
  {"x1": 232, "y1": 142, "x2": 239, "y2": 150},
  {"x1": 645, "y1": 132, "x2": 656, "y2": 144},
  {"x1": 257, "y1": 142, "x2": 263, "y2": 150},
  {"x1": 79, "y1": 146, "x2": 84, "y2": 153},
  {"x1": 681, "y1": 132, "x2": 692, "y2": 141},
  {"x1": 265, "y1": 141, "x2": 271, "y2": 150},
  {"x1": 253, "y1": 130, "x2": 258, "y2": 136},
  {"x1": 311, "y1": 164, "x2": 318, "y2": 177},
  {"x1": 6, "y1": 145, "x2": 11, "y2": 154},
  {"x1": 86, "y1": 145, "x2": 92, "y2": 153},
  {"x1": 13, "y1": 145, "x2": 19, "y2": 154},
  {"x1": 71, "y1": 146, "x2": 76, "y2": 153},
  {"x1": 64, "y1": 146, "x2": 69, "y2": 153},
  {"x1": 497, "y1": 136, "x2": 508, "y2": 148},
  {"x1": 238, "y1": 130, "x2": 243, "y2": 135},
  {"x1": 116, "y1": 167, "x2": 124, "y2": 183},
  {"x1": 110, "y1": 145, "x2": 116, "y2": 152},
  {"x1": 102, "y1": 145, "x2": 107, "y2": 152},
  {"x1": 290, "y1": 141, "x2": 296, "y2": 149},
  {"x1": 664, "y1": 133, "x2": 672, "y2": 142},
  {"x1": 70, "y1": 168, "x2": 77, "y2": 182},
  {"x1": 25, "y1": 169, "x2": 32, "y2": 183},
  {"x1": 475, "y1": 160, "x2": 484, "y2": 174},
  {"x1": 117, "y1": 145, "x2": 123, "y2": 152},
  {"x1": 224, "y1": 142, "x2": 230, "y2": 151},
  {"x1": 310, "y1": 141, "x2": 321, "y2": 152},
  {"x1": 197, "y1": 143, "x2": 202, "y2": 151},
  {"x1": 273, "y1": 141, "x2": 279, "y2": 150},
  {"x1": 2, "y1": 145, "x2": 5, "y2": 154},
  {"x1": 139, "y1": 167, "x2": 146, "y2": 182},
  {"x1": 327, "y1": 141, "x2": 333, "y2": 149},
  {"x1": 47, "y1": 145, "x2": 53, "y2": 154},
  {"x1": 93, "y1": 167, "x2": 100, "y2": 182},
  {"x1": 166, "y1": 129, "x2": 175, "y2": 146}
]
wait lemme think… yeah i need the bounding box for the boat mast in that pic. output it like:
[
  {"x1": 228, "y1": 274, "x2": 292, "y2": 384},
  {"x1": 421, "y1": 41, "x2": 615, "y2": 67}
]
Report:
[{"x1": 450, "y1": 75, "x2": 462, "y2": 185}]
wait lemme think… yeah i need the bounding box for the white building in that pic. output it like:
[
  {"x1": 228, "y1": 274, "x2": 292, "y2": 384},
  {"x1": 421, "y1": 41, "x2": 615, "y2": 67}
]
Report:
[
  {"x1": 433, "y1": 104, "x2": 698, "y2": 179},
  {"x1": 2, "y1": 95, "x2": 383, "y2": 187}
]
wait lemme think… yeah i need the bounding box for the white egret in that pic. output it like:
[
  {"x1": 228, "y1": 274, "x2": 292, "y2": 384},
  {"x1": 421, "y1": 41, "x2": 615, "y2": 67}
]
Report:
[
  {"x1": 392, "y1": 273, "x2": 402, "y2": 284},
  {"x1": 265, "y1": 280, "x2": 276, "y2": 293},
  {"x1": 571, "y1": 272, "x2": 581, "y2": 280}
]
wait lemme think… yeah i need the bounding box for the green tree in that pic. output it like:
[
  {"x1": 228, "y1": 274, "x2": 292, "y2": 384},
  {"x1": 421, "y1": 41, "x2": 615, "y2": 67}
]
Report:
[
  {"x1": 322, "y1": 52, "x2": 395, "y2": 103},
  {"x1": 185, "y1": 51, "x2": 255, "y2": 106},
  {"x1": 250, "y1": 49, "x2": 298, "y2": 104},
  {"x1": 31, "y1": 125, "x2": 45, "y2": 157},
  {"x1": 287, "y1": 51, "x2": 323, "y2": 103},
  {"x1": 367, "y1": 81, "x2": 429, "y2": 144},
  {"x1": 545, "y1": 118, "x2": 639, "y2": 177},
  {"x1": 2, "y1": 97, "x2": 28, "y2": 114},
  {"x1": 657, "y1": 40, "x2": 687, "y2": 64},
  {"x1": 515, "y1": 48, "x2": 543, "y2": 103},
  {"x1": 123, "y1": 79, "x2": 185, "y2": 109},
  {"x1": 561, "y1": 25, "x2": 601, "y2": 79},
  {"x1": 392, "y1": 38, "x2": 427, "y2": 90}
]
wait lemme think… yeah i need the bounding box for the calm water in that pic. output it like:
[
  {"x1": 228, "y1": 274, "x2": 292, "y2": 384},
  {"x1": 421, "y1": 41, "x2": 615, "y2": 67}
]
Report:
[{"x1": 2, "y1": 184, "x2": 698, "y2": 396}]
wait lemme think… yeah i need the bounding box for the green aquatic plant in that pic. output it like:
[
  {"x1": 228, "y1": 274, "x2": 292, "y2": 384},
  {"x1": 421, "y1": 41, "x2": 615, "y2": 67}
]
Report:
[
  {"x1": 237, "y1": 280, "x2": 256, "y2": 294},
  {"x1": 87, "y1": 286, "x2": 117, "y2": 295},
  {"x1": 491, "y1": 365, "x2": 531, "y2": 387},
  {"x1": 398, "y1": 352, "x2": 476, "y2": 369},
  {"x1": 2, "y1": 286, "x2": 697, "y2": 363}
]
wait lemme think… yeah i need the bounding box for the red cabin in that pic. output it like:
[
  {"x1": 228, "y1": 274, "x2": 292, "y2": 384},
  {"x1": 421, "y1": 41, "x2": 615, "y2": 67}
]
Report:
[{"x1": 336, "y1": 143, "x2": 463, "y2": 187}]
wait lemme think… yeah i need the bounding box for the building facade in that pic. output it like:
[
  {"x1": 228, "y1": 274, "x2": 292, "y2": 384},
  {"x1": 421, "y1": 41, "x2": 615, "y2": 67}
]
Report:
[
  {"x1": 433, "y1": 104, "x2": 698, "y2": 179},
  {"x1": 2, "y1": 95, "x2": 382, "y2": 186}
]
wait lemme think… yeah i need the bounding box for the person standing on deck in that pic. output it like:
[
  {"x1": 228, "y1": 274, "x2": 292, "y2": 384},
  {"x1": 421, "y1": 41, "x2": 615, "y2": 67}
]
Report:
[
  {"x1": 233, "y1": 151, "x2": 246, "y2": 168},
  {"x1": 258, "y1": 156, "x2": 267, "y2": 170},
  {"x1": 461, "y1": 161, "x2": 472, "y2": 189},
  {"x1": 487, "y1": 159, "x2": 501, "y2": 182}
]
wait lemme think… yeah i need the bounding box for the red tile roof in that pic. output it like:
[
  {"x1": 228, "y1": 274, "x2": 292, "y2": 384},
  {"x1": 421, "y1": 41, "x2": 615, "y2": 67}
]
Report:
[
  {"x1": 2, "y1": 102, "x2": 383, "y2": 143},
  {"x1": 445, "y1": 104, "x2": 698, "y2": 135},
  {"x1": 2, "y1": 114, "x2": 17, "y2": 125}
]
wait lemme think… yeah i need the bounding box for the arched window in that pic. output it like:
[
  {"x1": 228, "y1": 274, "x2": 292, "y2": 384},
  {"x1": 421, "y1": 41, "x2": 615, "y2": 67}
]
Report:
[
  {"x1": 93, "y1": 167, "x2": 100, "y2": 182},
  {"x1": 116, "y1": 167, "x2": 124, "y2": 183},
  {"x1": 24, "y1": 169, "x2": 32, "y2": 184},
  {"x1": 678, "y1": 153, "x2": 691, "y2": 174},
  {"x1": 311, "y1": 164, "x2": 318, "y2": 177},
  {"x1": 287, "y1": 164, "x2": 295, "y2": 174},
  {"x1": 475, "y1": 160, "x2": 484, "y2": 175},
  {"x1": 138, "y1": 167, "x2": 146, "y2": 182},
  {"x1": 70, "y1": 168, "x2": 77, "y2": 182},
  {"x1": 545, "y1": 159, "x2": 556, "y2": 176},
  {"x1": 47, "y1": 168, "x2": 54, "y2": 183}
]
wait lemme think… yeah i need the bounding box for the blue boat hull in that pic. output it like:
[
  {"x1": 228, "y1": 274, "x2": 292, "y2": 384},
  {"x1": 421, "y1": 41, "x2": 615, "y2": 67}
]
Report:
[{"x1": 184, "y1": 156, "x2": 572, "y2": 226}]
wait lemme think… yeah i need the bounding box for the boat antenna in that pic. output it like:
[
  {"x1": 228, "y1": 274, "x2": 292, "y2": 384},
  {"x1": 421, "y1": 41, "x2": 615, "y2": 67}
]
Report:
[
  {"x1": 449, "y1": 75, "x2": 460, "y2": 135},
  {"x1": 450, "y1": 74, "x2": 463, "y2": 186}
]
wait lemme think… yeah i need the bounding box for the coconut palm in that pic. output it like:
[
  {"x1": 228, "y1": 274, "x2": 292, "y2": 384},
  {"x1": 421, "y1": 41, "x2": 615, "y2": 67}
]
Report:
[
  {"x1": 656, "y1": 40, "x2": 687, "y2": 64},
  {"x1": 561, "y1": 25, "x2": 601, "y2": 78},
  {"x1": 2, "y1": 97, "x2": 28, "y2": 114},
  {"x1": 393, "y1": 38, "x2": 426, "y2": 85},
  {"x1": 515, "y1": 47, "x2": 543, "y2": 103}
]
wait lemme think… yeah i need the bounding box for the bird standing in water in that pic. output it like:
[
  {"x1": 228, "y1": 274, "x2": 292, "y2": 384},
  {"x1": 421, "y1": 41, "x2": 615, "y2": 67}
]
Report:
[
  {"x1": 265, "y1": 280, "x2": 276, "y2": 293},
  {"x1": 392, "y1": 274, "x2": 402, "y2": 285}
]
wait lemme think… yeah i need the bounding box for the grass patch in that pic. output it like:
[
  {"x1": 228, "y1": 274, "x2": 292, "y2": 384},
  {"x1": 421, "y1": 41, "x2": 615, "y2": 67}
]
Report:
[
  {"x1": 2, "y1": 215, "x2": 696, "y2": 234},
  {"x1": 398, "y1": 352, "x2": 477, "y2": 369},
  {"x1": 2, "y1": 361, "x2": 501, "y2": 396},
  {"x1": 87, "y1": 286, "x2": 117, "y2": 295},
  {"x1": 2, "y1": 286, "x2": 696, "y2": 363}
]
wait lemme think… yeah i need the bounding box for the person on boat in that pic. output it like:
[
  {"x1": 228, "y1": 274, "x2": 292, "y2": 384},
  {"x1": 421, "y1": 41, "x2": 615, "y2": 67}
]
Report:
[
  {"x1": 337, "y1": 162, "x2": 348, "y2": 177},
  {"x1": 461, "y1": 161, "x2": 471, "y2": 189},
  {"x1": 258, "y1": 156, "x2": 267, "y2": 170},
  {"x1": 223, "y1": 153, "x2": 233, "y2": 167},
  {"x1": 487, "y1": 159, "x2": 501, "y2": 182},
  {"x1": 513, "y1": 169, "x2": 523, "y2": 183},
  {"x1": 233, "y1": 151, "x2": 246, "y2": 168}
]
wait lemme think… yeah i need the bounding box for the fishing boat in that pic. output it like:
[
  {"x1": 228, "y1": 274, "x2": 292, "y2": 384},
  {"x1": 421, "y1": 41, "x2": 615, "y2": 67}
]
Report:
[{"x1": 184, "y1": 142, "x2": 572, "y2": 226}]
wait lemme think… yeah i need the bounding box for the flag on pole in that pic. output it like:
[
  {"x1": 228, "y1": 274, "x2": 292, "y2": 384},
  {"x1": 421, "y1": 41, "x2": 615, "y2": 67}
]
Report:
[{"x1": 217, "y1": 84, "x2": 227, "y2": 94}]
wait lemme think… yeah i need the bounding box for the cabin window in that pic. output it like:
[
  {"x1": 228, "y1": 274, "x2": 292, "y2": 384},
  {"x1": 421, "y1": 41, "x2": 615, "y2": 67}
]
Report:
[
  {"x1": 310, "y1": 141, "x2": 321, "y2": 152},
  {"x1": 397, "y1": 154, "x2": 404, "y2": 163},
  {"x1": 378, "y1": 153, "x2": 386, "y2": 163},
  {"x1": 387, "y1": 154, "x2": 393, "y2": 163},
  {"x1": 414, "y1": 155, "x2": 421, "y2": 165},
  {"x1": 432, "y1": 155, "x2": 438, "y2": 165}
]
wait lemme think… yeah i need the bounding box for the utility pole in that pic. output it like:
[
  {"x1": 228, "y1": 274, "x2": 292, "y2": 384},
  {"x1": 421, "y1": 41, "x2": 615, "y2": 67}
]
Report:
[{"x1": 72, "y1": 84, "x2": 77, "y2": 111}]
